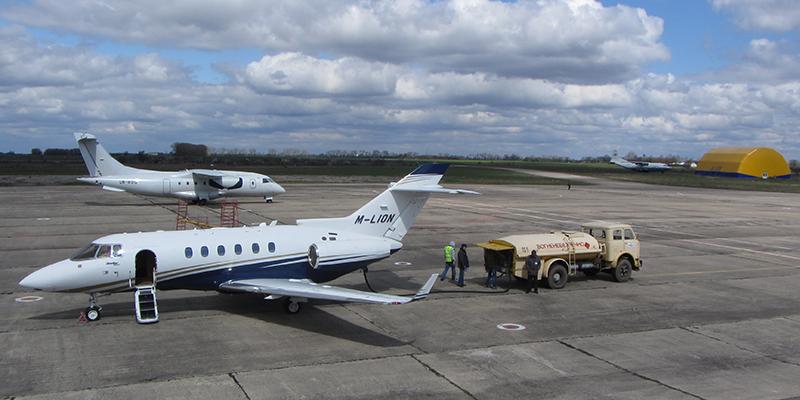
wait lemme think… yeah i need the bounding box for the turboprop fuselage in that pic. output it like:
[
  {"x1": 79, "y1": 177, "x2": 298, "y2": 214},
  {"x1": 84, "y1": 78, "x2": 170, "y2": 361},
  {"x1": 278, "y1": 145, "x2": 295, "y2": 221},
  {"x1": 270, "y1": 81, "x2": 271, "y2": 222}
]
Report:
[
  {"x1": 74, "y1": 132, "x2": 285, "y2": 203},
  {"x1": 78, "y1": 170, "x2": 285, "y2": 202}
]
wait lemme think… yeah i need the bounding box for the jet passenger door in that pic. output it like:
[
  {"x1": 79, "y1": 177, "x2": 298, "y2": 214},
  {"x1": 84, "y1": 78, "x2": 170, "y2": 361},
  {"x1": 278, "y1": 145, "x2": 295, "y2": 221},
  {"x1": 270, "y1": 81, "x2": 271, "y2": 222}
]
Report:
[{"x1": 162, "y1": 178, "x2": 170, "y2": 195}]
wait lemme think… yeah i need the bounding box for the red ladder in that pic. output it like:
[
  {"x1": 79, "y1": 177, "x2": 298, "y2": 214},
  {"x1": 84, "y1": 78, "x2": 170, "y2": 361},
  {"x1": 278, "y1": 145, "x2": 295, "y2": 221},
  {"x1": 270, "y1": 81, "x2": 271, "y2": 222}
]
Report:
[
  {"x1": 176, "y1": 200, "x2": 189, "y2": 230},
  {"x1": 219, "y1": 200, "x2": 240, "y2": 227}
]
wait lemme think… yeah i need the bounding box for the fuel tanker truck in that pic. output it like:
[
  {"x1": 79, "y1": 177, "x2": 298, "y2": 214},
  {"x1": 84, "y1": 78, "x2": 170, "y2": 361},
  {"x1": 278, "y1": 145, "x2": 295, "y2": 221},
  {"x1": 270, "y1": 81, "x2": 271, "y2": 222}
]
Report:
[{"x1": 476, "y1": 221, "x2": 641, "y2": 289}]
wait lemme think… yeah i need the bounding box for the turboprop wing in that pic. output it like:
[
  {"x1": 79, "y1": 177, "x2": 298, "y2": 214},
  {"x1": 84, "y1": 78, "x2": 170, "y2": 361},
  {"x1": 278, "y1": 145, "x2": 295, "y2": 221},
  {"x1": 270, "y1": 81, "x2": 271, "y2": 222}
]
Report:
[{"x1": 219, "y1": 273, "x2": 439, "y2": 304}]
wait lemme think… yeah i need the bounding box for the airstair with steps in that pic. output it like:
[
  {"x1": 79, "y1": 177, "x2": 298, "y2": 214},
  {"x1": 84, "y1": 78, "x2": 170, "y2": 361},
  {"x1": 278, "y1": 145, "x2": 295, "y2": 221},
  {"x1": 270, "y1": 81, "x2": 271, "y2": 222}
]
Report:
[{"x1": 134, "y1": 286, "x2": 159, "y2": 324}]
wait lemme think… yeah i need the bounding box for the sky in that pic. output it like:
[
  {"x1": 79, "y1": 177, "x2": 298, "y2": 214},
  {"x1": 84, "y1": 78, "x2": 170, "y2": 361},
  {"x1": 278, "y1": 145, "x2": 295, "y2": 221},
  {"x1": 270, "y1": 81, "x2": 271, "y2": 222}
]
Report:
[{"x1": 0, "y1": 0, "x2": 799, "y2": 160}]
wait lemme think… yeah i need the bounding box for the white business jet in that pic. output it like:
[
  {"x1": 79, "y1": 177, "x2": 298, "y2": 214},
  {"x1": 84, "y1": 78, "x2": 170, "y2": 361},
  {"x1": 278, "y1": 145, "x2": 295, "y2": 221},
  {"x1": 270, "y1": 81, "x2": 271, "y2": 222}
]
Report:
[
  {"x1": 19, "y1": 164, "x2": 477, "y2": 323},
  {"x1": 74, "y1": 133, "x2": 285, "y2": 204}
]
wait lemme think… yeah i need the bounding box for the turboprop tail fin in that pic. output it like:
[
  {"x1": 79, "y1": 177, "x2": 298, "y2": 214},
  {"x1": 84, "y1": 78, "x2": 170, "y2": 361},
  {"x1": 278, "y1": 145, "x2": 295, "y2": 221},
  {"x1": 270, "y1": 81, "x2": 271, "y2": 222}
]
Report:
[{"x1": 74, "y1": 132, "x2": 139, "y2": 177}]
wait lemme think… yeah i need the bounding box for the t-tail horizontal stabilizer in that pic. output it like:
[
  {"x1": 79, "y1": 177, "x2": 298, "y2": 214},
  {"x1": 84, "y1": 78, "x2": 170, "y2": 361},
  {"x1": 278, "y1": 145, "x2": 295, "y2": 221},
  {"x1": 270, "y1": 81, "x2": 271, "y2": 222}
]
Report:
[{"x1": 296, "y1": 163, "x2": 479, "y2": 241}]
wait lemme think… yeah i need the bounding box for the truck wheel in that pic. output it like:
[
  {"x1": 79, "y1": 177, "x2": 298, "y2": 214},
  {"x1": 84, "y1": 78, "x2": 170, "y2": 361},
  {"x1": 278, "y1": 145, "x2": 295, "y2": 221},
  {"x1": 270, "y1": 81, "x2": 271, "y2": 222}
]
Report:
[
  {"x1": 547, "y1": 264, "x2": 568, "y2": 289},
  {"x1": 613, "y1": 259, "x2": 632, "y2": 282}
]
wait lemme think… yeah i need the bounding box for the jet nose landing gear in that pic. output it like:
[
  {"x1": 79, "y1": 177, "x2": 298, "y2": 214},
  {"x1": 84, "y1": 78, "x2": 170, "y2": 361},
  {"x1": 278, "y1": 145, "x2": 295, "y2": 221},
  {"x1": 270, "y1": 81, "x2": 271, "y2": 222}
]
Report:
[{"x1": 85, "y1": 293, "x2": 102, "y2": 321}]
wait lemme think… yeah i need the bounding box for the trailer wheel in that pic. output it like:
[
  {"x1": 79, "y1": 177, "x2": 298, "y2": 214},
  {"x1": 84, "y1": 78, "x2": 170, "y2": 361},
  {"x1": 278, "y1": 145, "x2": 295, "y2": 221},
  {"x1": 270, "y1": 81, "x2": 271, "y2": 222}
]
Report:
[
  {"x1": 547, "y1": 264, "x2": 568, "y2": 289},
  {"x1": 613, "y1": 259, "x2": 632, "y2": 282}
]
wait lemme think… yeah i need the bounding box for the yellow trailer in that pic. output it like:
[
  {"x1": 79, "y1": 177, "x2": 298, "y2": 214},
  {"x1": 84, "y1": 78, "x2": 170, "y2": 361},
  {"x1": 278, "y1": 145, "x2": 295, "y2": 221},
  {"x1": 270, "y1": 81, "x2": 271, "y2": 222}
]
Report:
[{"x1": 477, "y1": 221, "x2": 641, "y2": 289}]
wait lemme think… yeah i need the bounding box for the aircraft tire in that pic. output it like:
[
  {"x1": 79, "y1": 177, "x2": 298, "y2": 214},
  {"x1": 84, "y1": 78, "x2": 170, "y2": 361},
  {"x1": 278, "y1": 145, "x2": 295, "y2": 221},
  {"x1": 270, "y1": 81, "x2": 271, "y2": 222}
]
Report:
[
  {"x1": 284, "y1": 299, "x2": 301, "y2": 314},
  {"x1": 86, "y1": 306, "x2": 101, "y2": 321}
]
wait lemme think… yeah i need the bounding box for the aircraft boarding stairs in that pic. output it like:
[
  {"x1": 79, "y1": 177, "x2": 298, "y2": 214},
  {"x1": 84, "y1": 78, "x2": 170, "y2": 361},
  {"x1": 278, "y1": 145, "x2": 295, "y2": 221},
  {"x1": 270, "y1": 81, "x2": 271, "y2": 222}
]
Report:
[{"x1": 134, "y1": 285, "x2": 159, "y2": 324}]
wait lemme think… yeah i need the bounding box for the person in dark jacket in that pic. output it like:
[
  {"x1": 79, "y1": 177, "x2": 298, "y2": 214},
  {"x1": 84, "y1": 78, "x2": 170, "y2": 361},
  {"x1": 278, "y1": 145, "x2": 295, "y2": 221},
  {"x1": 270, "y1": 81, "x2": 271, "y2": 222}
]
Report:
[
  {"x1": 456, "y1": 244, "x2": 469, "y2": 287},
  {"x1": 484, "y1": 251, "x2": 497, "y2": 289},
  {"x1": 524, "y1": 249, "x2": 541, "y2": 294}
]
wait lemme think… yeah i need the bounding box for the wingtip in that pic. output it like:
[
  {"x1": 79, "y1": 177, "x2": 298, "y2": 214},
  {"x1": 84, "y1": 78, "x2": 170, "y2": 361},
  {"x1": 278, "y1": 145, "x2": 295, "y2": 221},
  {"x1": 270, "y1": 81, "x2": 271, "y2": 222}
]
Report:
[{"x1": 413, "y1": 273, "x2": 439, "y2": 301}]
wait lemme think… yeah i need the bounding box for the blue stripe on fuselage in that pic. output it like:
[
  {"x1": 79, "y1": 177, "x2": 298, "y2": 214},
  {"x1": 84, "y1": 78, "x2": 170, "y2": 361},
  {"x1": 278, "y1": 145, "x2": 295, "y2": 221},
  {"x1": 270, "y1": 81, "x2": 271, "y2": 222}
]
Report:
[{"x1": 158, "y1": 253, "x2": 387, "y2": 291}]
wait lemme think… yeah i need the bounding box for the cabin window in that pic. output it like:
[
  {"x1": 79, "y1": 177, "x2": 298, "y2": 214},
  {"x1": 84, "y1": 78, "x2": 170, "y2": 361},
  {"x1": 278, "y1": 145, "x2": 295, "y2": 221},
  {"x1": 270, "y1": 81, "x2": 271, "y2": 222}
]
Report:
[
  {"x1": 217, "y1": 245, "x2": 225, "y2": 256},
  {"x1": 268, "y1": 242, "x2": 276, "y2": 253},
  {"x1": 234, "y1": 244, "x2": 242, "y2": 255},
  {"x1": 252, "y1": 243, "x2": 260, "y2": 254},
  {"x1": 201, "y1": 246, "x2": 209, "y2": 257},
  {"x1": 624, "y1": 229, "x2": 636, "y2": 240},
  {"x1": 112, "y1": 244, "x2": 123, "y2": 257},
  {"x1": 185, "y1": 247, "x2": 193, "y2": 258},
  {"x1": 71, "y1": 243, "x2": 100, "y2": 261},
  {"x1": 613, "y1": 230, "x2": 623, "y2": 240}
]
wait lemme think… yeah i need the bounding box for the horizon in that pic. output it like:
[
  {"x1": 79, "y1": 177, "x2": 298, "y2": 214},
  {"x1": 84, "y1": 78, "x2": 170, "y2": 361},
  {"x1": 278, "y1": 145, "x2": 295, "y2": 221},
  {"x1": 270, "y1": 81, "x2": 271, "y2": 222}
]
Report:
[{"x1": 1, "y1": 0, "x2": 799, "y2": 159}]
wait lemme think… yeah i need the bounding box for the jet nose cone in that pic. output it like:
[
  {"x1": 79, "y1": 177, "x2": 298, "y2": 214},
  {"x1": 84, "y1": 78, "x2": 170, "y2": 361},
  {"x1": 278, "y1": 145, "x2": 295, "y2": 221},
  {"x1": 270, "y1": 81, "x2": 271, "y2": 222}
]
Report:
[
  {"x1": 19, "y1": 269, "x2": 46, "y2": 290},
  {"x1": 274, "y1": 183, "x2": 286, "y2": 194}
]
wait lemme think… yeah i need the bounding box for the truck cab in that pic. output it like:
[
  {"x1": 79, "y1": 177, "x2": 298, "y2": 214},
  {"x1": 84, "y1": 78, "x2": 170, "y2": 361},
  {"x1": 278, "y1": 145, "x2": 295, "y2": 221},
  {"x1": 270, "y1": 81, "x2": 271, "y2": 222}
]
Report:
[{"x1": 580, "y1": 221, "x2": 641, "y2": 272}]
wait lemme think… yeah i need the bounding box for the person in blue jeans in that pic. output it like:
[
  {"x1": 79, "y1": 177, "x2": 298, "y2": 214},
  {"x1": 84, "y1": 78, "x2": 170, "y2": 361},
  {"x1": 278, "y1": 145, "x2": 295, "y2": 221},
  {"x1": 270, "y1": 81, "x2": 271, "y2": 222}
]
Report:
[
  {"x1": 457, "y1": 243, "x2": 470, "y2": 287},
  {"x1": 484, "y1": 251, "x2": 497, "y2": 289}
]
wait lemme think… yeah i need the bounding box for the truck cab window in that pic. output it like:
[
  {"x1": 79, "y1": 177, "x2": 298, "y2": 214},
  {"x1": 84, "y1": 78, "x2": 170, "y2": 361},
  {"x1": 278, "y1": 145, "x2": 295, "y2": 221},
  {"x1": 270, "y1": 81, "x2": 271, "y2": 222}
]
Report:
[
  {"x1": 624, "y1": 229, "x2": 635, "y2": 240},
  {"x1": 613, "y1": 230, "x2": 622, "y2": 240}
]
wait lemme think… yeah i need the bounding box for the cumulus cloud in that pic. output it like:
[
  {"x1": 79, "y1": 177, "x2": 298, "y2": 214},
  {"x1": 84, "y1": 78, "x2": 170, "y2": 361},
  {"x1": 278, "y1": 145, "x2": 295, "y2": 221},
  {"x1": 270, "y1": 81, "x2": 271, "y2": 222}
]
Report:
[
  {"x1": 2, "y1": 0, "x2": 668, "y2": 83},
  {"x1": 0, "y1": 2, "x2": 799, "y2": 159},
  {"x1": 711, "y1": 0, "x2": 800, "y2": 31},
  {"x1": 244, "y1": 53, "x2": 399, "y2": 97}
]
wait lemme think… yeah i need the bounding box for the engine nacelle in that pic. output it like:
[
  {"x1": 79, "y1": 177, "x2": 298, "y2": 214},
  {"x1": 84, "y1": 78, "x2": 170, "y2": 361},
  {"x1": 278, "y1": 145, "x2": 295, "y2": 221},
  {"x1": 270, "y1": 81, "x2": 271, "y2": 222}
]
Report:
[{"x1": 210, "y1": 176, "x2": 243, "y2": 190}]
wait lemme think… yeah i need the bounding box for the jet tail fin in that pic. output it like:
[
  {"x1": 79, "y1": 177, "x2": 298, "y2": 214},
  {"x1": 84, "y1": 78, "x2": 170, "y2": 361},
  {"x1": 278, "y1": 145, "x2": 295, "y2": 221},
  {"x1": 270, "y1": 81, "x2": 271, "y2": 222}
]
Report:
[
  {"x1": 296, "y1": 164, "x2": 478, "y2": 241},
  {"x1": 74, "y1": 132, "x2": 139, "y2": 177}
]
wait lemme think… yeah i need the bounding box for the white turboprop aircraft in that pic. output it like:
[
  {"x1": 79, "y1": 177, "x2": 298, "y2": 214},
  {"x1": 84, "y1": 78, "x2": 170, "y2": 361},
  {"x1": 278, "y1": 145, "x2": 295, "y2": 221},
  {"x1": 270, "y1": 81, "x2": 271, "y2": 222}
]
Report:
[
  {"x1": 610, "y1": 157, "x2": 671, "y2": 172},
  {"x1": 19, "y1": 164, "x2": 477, "y2": 323},
  {"x1": 74, "y1": 133, "x2": 285, "y2": 204}
]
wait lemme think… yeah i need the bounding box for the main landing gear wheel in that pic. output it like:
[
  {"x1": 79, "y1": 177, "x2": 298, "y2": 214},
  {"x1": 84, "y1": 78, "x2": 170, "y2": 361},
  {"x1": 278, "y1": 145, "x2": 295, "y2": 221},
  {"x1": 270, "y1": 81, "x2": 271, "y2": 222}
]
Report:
[
  {"x1": 284, "y1": 298, "x2": 302, "y2": 314},
  {"x1": 613, "y1": 259, "x2": 632, "y2": 282}
]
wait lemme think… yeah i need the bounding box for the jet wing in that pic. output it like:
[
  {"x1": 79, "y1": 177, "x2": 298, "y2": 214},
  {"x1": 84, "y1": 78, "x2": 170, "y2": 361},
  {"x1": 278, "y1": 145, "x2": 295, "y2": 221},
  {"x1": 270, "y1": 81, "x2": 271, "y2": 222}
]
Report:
[{"x1": 218, "y1": 273, "x2": 439, "y2": 305}]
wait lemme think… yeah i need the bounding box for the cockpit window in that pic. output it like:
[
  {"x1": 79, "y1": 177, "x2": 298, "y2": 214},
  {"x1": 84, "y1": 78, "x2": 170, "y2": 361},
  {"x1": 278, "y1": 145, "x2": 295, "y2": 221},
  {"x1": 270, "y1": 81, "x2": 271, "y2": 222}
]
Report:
[
  {"x1": 71, "y1": 244, "x2": 100, "y2": 261},
  {"x1": 97, "y1": 245, "x2": 112, "y2": 259},
  {"x1": 70, "y1": 243, "x2": 122, "y2": 261},
  {"x1": 262, "y1": 178, "x2": 271, "y2": 183}
]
